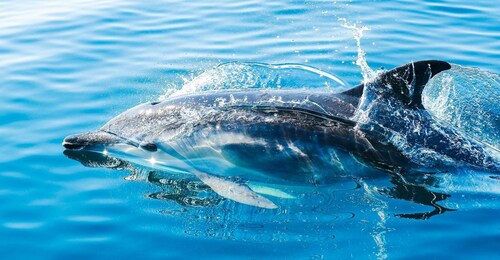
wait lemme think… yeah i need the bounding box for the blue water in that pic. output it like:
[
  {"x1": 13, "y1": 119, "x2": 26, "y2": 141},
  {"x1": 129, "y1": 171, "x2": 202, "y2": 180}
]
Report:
[{"x1": 1, "y1": 0, "x2": 499, "y2": 259}]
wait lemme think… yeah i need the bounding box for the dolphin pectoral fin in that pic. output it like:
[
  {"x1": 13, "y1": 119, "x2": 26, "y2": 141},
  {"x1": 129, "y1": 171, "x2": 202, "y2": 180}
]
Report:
[
  {"x1": 192, "y1": 171, "x2": 278, "y2": 209},
  {"x1": 247, "y1": 182, "x2": 296, "y2": 199}
]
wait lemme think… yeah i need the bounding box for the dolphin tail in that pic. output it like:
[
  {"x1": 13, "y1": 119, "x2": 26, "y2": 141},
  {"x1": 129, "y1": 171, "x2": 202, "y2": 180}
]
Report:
[{"x1": 341, "y1": 60, "x2": 451, "y2": 109}]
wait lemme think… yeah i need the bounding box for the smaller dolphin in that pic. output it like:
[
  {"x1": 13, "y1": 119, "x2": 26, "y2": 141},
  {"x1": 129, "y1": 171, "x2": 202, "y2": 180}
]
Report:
[{"x1": 63, "y1": 60, "x2": 499, "y2": 208}]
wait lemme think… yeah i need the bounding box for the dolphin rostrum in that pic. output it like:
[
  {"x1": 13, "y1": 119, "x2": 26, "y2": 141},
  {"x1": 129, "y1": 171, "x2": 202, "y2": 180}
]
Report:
[{"x1": 63, "y1": 60, "x2": 499, "y2": 208}]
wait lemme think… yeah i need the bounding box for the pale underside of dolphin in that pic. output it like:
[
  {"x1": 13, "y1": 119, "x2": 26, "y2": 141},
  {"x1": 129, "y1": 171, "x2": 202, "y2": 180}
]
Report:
[{"x1": 63, "y1": 60, "x2": 499, "y2": 209}]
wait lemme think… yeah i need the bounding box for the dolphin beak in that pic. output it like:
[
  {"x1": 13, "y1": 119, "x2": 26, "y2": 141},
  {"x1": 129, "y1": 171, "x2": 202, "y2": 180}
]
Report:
[{"x1": 62, "y1": 131, "x2": 122, "y2": 150}]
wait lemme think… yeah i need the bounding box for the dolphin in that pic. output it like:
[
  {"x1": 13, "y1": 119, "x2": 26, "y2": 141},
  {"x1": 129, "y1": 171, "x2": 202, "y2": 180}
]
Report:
[{"x1": 63, "y1": 60, "x2": 499, "y2": 208}]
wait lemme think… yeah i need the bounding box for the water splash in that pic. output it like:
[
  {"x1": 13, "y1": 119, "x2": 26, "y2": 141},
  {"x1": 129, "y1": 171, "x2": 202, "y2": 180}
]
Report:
[
  {"x1": 339, "y1": 20, "x2": 382, "y2": 126},
  {"x1": 160, "y1": 62, "x2": 347, "y2": 100},
  {"x1": 338, "y1": 21, "x2": 500, "y2": 169},
  {"x1": 339, "y1": 19, "x2": 377, "y2": 83},
  {"x1": 424, "y1": 65, "x2": 500, "y2": 151}
]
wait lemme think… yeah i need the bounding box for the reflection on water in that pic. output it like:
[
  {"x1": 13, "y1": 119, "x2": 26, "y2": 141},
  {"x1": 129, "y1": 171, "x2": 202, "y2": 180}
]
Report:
[
  {"x1": 64, "y1": 149, "x2": 456, "y2": 221},
  {"x1": 64, "y1": 149, "x2": 224, "y2": 207},
  {"x1": 64, "y1": 149, "x2": 357, "y2": 238},
  {"x1": 379, "y1": 172, "x2": 455, "y2": 220},
  {"x1": 64, "y1": 148, "x2": 476, "y2": 260},
  {"x1": 147, "y1": 174, "x2": 225, "y2": 208}
]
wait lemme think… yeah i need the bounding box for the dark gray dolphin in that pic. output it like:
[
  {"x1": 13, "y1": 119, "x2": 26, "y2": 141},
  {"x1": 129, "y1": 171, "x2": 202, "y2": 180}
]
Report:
[{"x1": 63, "y1": 60, "x2": 499, "y2": 208}]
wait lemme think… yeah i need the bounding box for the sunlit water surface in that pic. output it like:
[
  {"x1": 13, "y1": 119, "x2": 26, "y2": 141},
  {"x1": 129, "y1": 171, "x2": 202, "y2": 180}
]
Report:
[{"x1": 1, "y1": 0, "x2": 499, "y2": 259}]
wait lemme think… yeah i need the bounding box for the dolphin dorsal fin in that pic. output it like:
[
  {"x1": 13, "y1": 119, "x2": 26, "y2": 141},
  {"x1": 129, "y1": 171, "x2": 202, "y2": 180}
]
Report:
[{"x1": 342, "y1": 60, "x2": 451, "y2": 109}]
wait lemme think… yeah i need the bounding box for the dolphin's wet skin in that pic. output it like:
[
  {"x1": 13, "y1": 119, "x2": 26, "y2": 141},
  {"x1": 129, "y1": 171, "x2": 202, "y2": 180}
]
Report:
[{"x1": 63, "y1": 60, "x2": 500, "y2": 215}]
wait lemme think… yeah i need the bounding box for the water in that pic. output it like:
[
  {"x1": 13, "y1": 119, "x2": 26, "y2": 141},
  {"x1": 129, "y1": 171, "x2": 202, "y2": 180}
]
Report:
[{"x1": 1, "y1": 0, "x2": 499, "y2": 259}]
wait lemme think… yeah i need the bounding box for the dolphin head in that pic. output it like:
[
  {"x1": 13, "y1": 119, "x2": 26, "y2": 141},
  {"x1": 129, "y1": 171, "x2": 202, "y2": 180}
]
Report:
[
  {"x1": 63, "y1": 101, "x2": 165, "y2": 152},
  {"x1": 62, "y1": 131, "x2": 124, "y2": 150}
]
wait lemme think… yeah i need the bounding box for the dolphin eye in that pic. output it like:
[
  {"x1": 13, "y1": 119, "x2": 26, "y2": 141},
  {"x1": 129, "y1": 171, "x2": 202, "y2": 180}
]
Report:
[
  {"x1": 140, "y1": 142, "x2": 158, "y2": 152},
  {"x1": 150, "y1": 101, "x2": 161, "y2": 106}
]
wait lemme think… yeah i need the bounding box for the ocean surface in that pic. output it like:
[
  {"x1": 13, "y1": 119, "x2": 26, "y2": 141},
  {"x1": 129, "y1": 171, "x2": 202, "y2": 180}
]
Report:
[{"x1": 1, "y1": 0, "x2": 499, "y2": 259}]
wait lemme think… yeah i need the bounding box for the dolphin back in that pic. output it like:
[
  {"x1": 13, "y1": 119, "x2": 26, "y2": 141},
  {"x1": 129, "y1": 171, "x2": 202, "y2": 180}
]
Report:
[{"x1": 340, "y1": 60, "x2": 499, "y2": 171}]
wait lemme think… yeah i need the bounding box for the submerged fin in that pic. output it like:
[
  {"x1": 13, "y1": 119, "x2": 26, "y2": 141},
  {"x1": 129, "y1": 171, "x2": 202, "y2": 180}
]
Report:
[
  {"x1": 155, "y1": 143, "x2": 278, "y2": 209},
  {"x1": 342, "y1": 60, "x2": 451, "y2": 108},
  {"x1": 247, "y1": 183, "x2": 296, "y2": 199},
  {"x1": 193, "y1": 171, "x2": 278, "y2": 209}
]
